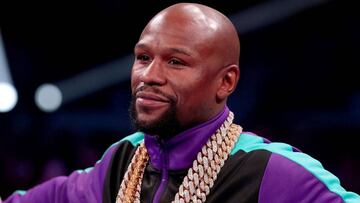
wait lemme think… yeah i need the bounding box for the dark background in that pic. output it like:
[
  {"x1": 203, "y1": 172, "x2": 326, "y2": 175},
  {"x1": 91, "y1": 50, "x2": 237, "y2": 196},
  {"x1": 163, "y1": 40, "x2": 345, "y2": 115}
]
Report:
[{"x1": 1, "y1": 0, "x2": 359, "y2": 198}]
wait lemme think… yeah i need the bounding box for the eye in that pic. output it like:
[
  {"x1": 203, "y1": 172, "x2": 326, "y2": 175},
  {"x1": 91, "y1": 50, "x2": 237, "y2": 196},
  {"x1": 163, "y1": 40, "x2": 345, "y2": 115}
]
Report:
[
  {"x1": 136, "y1": 54, "x2": 151, "y2": 62},
  {"x1": 169, "y1": 58, "x2": 185, "y2": 66}
]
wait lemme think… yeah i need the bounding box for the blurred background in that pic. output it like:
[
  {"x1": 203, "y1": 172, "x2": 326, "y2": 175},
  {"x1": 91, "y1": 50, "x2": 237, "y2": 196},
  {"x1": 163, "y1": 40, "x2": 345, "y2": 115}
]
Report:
[{"x1": 0, "y1": 0, "x2": 359, "y2": 198}]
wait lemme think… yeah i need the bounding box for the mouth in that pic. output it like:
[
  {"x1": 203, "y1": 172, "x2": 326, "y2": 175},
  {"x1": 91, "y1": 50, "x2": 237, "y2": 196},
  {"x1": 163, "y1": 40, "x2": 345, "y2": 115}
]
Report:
[{"x1": 136, "y1": 91, "x2": 170, "y2": 108}]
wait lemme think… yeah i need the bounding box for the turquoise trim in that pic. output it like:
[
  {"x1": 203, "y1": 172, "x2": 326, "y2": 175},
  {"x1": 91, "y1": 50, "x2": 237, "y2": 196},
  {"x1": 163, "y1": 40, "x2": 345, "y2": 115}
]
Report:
[
  {"x1": 15, "y1": 190, "x2": 26, "y2": 196},
  {"x1": 9, "y1": 190, "x2": 26, "y2": 198},
  {"x1": 76, "y1": 166, "x2": 94, "y2": 174},
  {"x1": 230, "y1": 132, "x2": 265, "y2": 155},
  {"x1": 98, "y1": 132, "x2": 144, "y2": 162},
  {"x1": 120, "y1": 132, "x2": 144, "y2": 146},
  {"x1": 231, "y1": 132, "x2": 360, "y2": 203},
  {"x1": 76, "y1": 132, "x2": 144, "y2": 174}
]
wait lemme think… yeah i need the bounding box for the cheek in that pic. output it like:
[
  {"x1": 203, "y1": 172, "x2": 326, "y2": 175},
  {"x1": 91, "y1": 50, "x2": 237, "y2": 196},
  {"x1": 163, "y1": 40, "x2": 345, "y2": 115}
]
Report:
[
  {"x1": 176, "y1": 81, "x2": 211, "y2": 109},
  {"x1": 175, "y1": 87, "x2": 213, "y2": 125}
]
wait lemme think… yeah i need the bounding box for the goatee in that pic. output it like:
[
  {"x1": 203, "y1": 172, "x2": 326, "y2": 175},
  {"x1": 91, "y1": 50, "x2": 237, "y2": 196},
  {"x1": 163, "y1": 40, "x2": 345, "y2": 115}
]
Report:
[{"x1": 129, "y1": 88, "x2": 183, "y2": 140}]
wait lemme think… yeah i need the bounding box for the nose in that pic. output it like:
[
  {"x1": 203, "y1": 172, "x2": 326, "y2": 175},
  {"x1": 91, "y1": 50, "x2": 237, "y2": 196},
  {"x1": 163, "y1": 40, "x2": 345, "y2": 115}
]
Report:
[{"x1": 140, "y1": 59, "x2": 166, "y2": 86}]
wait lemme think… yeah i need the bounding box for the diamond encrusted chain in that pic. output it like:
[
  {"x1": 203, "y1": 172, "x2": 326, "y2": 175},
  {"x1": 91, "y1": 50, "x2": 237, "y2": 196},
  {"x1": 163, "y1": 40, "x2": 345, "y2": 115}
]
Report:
[
  {"x1": 116, "y1": 112, "x2": 242, "y2": 203},
  {"x1": 172, "y1": 114, "x2": 241, "y2": 203},
  {"x1": 116, "y1": 142, "x2": 149, "y2": 203}
]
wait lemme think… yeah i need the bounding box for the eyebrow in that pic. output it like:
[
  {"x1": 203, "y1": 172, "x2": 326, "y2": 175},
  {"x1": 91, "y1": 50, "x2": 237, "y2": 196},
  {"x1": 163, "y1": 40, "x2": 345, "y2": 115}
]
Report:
[
  {"x1": 169, "y1": 48, "x2": 192, "y2": 57},
  {"x1": 134, "y1": 43, "x2": 148, "y2": 50},
  {"x1": 135, "y1": 43, "x2": 192, "y2": 57}
]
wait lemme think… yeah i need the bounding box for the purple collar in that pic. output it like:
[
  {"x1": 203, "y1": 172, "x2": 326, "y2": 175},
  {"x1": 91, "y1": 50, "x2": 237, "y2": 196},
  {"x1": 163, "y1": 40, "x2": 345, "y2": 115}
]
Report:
[{"x1": 144, "y1": 106, "x2": 230, "y2": 170}]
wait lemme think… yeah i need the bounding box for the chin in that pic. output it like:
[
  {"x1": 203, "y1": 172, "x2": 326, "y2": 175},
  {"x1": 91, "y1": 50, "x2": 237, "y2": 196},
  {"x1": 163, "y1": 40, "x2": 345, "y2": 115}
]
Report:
[
  {"x1": 129, "y1": 96, "x2": 181, "y2": 138},
  {"x1": 136, "y1": 112, "x2": 162, "y2": 124}
]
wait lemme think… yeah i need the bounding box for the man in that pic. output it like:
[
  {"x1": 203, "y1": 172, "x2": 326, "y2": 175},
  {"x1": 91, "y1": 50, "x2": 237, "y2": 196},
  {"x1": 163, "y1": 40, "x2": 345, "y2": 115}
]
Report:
[{"x1": 3, "y1": 3, "x2": 360, "y2": 203}]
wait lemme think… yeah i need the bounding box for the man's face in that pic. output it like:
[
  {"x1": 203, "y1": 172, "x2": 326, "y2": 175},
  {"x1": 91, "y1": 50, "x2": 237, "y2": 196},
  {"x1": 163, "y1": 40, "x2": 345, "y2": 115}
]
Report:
[{"x1": 130, "y1": 13, "x2": 223, "y2": 137}]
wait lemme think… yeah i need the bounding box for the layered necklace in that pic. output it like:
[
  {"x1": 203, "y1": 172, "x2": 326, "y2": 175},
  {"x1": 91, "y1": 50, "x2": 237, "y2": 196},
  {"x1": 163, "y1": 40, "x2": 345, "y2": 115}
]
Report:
[{"x1": 116, "y1": 112, "x2": 242, "y2": 203}]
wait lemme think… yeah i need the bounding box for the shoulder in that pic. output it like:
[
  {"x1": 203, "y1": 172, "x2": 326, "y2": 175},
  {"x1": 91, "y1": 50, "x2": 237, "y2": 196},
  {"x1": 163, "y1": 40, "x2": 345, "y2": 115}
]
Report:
[
  {"x1": 101, "y1": 132, "x2": 145, "y2": 158},
  {"x1": 232, "y1": 132, "x2": 360, "y2": 203},
  {"x1": 119, "y1": 131, "x2": 145, "y2": 146},
  {"x1": 101, "y1": 132, "x2": 145, "y2": 203},
  {"x1": 105, "y1": 131, "x2": 145, "y2": 164},
  {"x1": 107, "y1": 131, "x2": 144, "y2": 152},
  {"x1": 101, "y1": 131, "x2": 145, "y2": 176}
]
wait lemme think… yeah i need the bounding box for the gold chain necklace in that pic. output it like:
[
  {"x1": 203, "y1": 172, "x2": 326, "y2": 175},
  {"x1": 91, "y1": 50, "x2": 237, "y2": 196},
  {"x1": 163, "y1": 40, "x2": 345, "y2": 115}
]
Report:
[{"x1": 116, "y1": 112, "x2": 242, "y2": 203}]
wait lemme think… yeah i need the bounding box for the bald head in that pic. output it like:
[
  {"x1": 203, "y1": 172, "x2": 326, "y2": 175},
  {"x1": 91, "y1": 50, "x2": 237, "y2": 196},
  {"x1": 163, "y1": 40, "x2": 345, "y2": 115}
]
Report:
[
  {"x1": 142, "y1": 3, "x2": 240, "y2": 67},
  {"x1": 131, "y1": 3, "x2": 240, "y2": 137}
]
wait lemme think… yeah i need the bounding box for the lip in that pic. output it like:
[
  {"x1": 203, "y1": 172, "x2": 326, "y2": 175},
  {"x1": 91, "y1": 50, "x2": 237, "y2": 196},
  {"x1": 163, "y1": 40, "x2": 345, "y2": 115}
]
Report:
[
  {"x1": 136, "y1": 91, "x2": 170, "y2": 108},
  {"x1": 136, "y1": 91, "x2": 170, "y2": 102}
]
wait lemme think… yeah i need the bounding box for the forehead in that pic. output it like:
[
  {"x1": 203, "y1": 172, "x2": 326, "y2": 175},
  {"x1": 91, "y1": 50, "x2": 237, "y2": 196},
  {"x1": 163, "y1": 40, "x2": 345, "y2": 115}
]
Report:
[
  {"x1": 137, "y1": 18, "x2": 214, "y2": 57},
  {"x1": 137, "y1": 28, "x2": 194, "y2": 51}
]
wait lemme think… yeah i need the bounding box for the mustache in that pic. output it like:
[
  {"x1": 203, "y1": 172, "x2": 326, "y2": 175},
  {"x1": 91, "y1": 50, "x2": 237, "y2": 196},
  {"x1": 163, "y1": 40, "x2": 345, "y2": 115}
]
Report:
[{"x1": 133, "y1": 86, "x2": 177, "y2": 103}]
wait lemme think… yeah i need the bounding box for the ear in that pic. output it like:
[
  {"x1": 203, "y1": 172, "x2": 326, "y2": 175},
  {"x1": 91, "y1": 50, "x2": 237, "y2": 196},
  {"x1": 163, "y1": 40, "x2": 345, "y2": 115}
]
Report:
[{"x1": 216, "y1": 64, "x2": 240, "y2": 102}]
